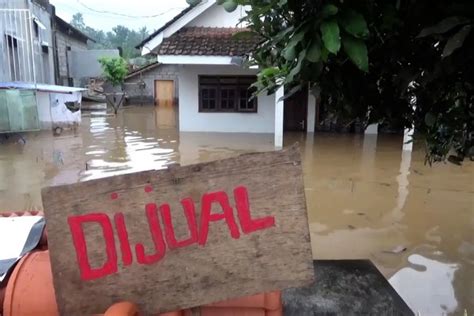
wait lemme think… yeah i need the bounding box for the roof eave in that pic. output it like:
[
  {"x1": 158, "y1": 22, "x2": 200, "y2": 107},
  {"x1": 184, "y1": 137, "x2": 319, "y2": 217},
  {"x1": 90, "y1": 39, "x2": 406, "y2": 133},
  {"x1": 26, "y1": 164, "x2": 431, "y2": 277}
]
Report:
[
  {"x1": 157, "y1": 55, "x2": 245, "y2": 66},
  {"x1": 135, "y1": 1, "x2": 216, "y2": 54},
  {"x1": 54, "y1": 16, "x2": 96, "y2": 43}
]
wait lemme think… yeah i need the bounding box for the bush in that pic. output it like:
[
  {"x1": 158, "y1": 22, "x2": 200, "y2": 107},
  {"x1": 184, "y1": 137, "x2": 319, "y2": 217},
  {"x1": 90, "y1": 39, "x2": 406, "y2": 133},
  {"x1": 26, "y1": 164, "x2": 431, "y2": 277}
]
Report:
[{"x1": 98, "y1": 57, "x2": 128, "y2": 87}]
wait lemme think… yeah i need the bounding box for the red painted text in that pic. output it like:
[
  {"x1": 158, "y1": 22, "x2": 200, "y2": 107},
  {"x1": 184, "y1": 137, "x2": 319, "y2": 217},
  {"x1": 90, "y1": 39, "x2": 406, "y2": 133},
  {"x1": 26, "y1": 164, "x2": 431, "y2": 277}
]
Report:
[{"x1": 68, "y1": 185, "x2": 275, "y2": 281}]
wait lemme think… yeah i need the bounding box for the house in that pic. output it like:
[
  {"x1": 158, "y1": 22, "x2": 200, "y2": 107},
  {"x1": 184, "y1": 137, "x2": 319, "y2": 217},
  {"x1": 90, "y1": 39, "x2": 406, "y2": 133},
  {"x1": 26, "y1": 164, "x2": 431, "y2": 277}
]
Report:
[
  {"x1": 53, "y1": 15, "x2": 95, "y2": 87},
  {"x1": 0, "y1": 0, "x2": 89, "y2": 132},
  {"x1": 123, "y1": 61, "x2": 164, "y2": 105},
  {"x1": 54, "y1": 15, "x2": 120, "y2": 90},
  {"x1": 0, "y1": 0, "x2": 56, "y2": 84},
  {"x1": 135, "y1": 1, "x2": 317, "y2": 147}
]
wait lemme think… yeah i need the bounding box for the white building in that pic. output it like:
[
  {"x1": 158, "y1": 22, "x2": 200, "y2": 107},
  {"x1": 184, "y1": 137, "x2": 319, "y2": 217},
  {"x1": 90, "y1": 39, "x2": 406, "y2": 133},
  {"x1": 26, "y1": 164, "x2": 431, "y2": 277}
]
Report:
[{"x1": 136, "y1": 1, "x2": 317, "y2": 147}]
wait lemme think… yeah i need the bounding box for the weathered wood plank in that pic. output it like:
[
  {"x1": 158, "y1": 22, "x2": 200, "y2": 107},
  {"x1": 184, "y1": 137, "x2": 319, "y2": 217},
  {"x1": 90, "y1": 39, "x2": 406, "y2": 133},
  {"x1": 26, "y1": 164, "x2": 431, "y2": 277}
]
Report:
[{"x1": 42, "y1": 145, "x2": 314, "y2": 315}]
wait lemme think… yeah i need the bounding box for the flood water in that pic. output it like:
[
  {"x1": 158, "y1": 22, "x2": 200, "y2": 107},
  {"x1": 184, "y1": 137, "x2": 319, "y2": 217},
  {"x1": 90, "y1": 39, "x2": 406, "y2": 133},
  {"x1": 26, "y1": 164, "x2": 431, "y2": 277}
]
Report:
[{"x1": 0, "y1": 105, "x2": 472, "y2": 315}]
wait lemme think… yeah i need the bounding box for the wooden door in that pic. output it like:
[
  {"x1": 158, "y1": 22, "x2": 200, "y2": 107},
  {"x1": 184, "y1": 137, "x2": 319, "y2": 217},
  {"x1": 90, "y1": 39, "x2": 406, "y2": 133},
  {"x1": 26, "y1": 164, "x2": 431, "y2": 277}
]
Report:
[
  {"x1": 154, "y1": 80, "x2": 174, "y2": 106},
  {"x1": 154, "y1": 80, "x2": 176, "y2": 128},
  {"x1": 284, "y1": 86, "x2": 308, "y2": 131}
]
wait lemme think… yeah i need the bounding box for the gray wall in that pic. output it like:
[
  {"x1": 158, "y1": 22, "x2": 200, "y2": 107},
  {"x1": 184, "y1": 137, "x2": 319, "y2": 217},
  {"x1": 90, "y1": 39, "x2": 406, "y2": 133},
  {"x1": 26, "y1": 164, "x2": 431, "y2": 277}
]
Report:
[
  {"x1": 0, "y1": 0, "x2": 55, "y2": 84},
  {"x1": 124, "y1": 64, "x2": 179, "y2": 105},
  {"x1": 69, "y1": 49, "x2": 119, "y2": 80},
  {"x1": 30, "y1": 0, "x2": 54, "y2": 84},
  {"x1": 55, "y1": 29, "x2": 87, "y2": 86}
]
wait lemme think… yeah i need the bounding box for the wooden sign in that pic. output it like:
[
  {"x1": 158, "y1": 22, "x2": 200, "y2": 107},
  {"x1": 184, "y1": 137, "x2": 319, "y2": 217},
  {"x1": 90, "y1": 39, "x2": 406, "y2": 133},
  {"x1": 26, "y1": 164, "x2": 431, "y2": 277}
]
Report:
[{"x1": 42, "y1": 145, "x2": 314, "y2": 315}]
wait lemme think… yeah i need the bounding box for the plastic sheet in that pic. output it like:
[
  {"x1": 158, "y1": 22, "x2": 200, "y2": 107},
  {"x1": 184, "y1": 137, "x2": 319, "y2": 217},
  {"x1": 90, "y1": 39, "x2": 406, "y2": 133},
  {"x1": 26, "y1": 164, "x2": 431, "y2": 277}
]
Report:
[{"x1": 0, "y1": 89, "x2": 40, "y2": 133}]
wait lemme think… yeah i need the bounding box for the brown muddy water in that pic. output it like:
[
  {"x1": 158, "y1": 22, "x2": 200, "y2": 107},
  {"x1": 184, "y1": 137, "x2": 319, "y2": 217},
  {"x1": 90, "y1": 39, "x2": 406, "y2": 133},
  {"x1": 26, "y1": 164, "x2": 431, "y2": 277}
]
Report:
[{"x1": 0, "y1": 105, "x2": 472, "y2": 315}]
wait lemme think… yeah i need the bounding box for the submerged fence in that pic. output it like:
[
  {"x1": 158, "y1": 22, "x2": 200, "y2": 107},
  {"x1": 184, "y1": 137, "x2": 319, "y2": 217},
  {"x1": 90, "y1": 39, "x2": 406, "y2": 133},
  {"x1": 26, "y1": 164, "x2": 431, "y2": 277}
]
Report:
[{"x1": 0, "y1": 8, "x2": 37, "y2": 83}]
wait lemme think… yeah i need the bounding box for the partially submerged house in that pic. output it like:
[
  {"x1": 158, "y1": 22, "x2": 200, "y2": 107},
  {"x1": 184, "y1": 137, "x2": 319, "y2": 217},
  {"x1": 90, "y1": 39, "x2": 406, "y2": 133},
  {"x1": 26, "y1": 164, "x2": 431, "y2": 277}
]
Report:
[
  {"x1": 0, "y1": 0, "x2": 88, "y2": 132},
  {"x1": 123, "y1": 61, "x2": 163, "y2": 105},
  {"x1": 0, "y1": 0, "x2": 115, "y2": 133},
  {"x1": 135, "y1": 1, "x2": 317, "y2": 147}
]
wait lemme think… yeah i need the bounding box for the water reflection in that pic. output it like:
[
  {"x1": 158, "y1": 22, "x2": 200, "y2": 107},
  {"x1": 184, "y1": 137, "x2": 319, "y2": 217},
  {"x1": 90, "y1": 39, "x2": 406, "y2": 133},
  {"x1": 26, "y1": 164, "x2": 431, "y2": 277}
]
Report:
[
  {"x1": 0, "y1": 106, "x2": 472, "y2": 315},
  {"x1": 390, "y1": 254, "x2": 459, "y2": 315},
  {"x1": 296, "y1": 132, "x2": 473, "y2": 315},
  {"x1": 80, "y1": 110, "x2": 179, "y2": 181}
]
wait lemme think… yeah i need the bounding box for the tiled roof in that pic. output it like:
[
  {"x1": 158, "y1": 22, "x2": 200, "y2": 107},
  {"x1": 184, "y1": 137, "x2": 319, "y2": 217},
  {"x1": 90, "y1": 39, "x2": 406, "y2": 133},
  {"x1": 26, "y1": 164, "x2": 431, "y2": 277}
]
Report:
[{"x1": 157, "y1": 27, "x2": 261, "y2": 56}]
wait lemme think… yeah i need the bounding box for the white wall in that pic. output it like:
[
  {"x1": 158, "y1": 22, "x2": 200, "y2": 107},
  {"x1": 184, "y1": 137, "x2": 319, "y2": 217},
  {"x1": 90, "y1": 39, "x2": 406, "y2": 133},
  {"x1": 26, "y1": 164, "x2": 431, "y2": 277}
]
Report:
[
  {"x1": 36, "y1": 91, "x2": 52, "y2": 129},
  {"x1": 307, "y1": 90, "x2": 316, "y2": 133},
  {"x1": 49, "y1": 92, "x2": 82, "y2": 127},
  {"x1": 178, "y1": 65, "x2": 275, "y2": 133},
  {"x1": 36, "y1": 91, "x2": 82, "y2": 130},
  {"x1": 186, "y1": 4, "x2": 245, "y2": 27}
]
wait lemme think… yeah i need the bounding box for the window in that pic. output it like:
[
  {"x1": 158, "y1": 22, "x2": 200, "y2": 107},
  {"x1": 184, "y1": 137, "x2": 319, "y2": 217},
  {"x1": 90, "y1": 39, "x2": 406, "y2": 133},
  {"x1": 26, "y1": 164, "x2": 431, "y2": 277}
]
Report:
[
  {"x1": 33, "y1": 21, "x2": 39, "y2": 38},
  {"x1": 199, "y1": 76, "x2": 257, "y2": 113}
]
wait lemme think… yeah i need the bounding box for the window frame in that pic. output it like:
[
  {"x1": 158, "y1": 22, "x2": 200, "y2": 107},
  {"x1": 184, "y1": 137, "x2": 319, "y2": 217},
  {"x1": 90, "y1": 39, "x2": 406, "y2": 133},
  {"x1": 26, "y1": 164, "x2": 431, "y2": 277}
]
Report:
[{"x1": 198, "y1": 75, "x2": 258, "y2": 113}]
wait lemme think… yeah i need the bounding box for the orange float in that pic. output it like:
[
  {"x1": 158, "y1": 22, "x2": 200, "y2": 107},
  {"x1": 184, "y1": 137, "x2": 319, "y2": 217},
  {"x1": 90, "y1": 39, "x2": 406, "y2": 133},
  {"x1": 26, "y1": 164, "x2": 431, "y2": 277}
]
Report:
[
  {"x1": 2, "y1": 249, "x2": 281, "y2": 316},
  {"x1": 3, "y1": 250, "x2": 59, "y2": 316}
]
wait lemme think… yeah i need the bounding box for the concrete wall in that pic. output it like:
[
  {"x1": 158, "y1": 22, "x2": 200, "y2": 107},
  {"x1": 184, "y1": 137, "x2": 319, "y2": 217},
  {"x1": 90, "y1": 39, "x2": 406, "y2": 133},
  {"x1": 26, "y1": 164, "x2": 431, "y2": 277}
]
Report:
[
  {"x1": 186, "y1": 3, "x2": 244, "y2": 27},
  {"x1": 69, "y1": 49, "x2": 119, "y2": 80},
  {"x1": 124, "y1": 64, "x2": 179, "y2": 104},
  {"x1": 55, "y1": 30, "x2": 87, "y2": 86},
  {"x1": 178, "y1": 65, "x2": 275, "y2": 133},
  {"x1": 37, "y1": 90, "x2": 81, "y2": 129},
  {"x1": 31, "y1": 0, "x2": 54, "y2": 84}
]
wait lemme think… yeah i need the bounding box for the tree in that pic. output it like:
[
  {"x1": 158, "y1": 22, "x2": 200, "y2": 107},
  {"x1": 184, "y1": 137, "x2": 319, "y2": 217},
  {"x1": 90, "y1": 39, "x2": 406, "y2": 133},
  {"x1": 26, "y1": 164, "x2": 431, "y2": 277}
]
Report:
[
  {"x1": 70, "y1": 14, "x2": 150, "y2": 59},
  {"x1": 98, "y1": 57, "x2": 128, "y2": 114},
  {"x1": 201, "y1": 0, "x2": 473, "y2": 164},
  {"x1": 98, "y1": 57, "x2": 128, "y2": 86},
  {"x1": 71, "y1": 13, "x2": 86, "y2": 30}
]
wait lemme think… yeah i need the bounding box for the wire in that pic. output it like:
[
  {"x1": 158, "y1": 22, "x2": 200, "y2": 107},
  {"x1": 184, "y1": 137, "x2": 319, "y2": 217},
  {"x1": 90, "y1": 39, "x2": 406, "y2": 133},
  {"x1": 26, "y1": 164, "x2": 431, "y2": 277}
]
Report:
[{"x1": 75, "y1": 0, "x2": 186, "y2": 19}]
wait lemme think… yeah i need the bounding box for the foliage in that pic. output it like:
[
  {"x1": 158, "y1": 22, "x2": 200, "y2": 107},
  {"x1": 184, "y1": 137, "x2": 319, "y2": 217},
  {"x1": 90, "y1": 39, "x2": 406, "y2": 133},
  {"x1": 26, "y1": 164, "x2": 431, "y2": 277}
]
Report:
[
  {"x1": 71, "y1": 13, "x2": 150, "y2": 59},
  {"x1": 211, "y1": 0, "x2": 473, "y2": 164},
  {"x1": 98, "y1": 57, "x2": 128, "y2": 86}
]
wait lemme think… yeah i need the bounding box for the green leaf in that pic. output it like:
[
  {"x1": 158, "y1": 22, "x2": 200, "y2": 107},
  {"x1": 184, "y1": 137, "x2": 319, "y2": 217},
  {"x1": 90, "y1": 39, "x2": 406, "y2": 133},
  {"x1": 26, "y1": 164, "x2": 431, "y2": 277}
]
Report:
[
  {"x1": 322, "y1": 4, "x2": 338, "y2": 18},
  {"x1": 283, "y1": 46, "x2": 296, "y2": 60},
  {"x1": 320, "y1": 19, "x2": 340, "y2": 54},
  {"x1": 342, "y1": 36, "x2": 368, "y2": 72},
  {"x1": 232, "y1": 30, "x2": 257, "y2": 40},
  {"x1": 425, "y1": 112, "x2": 436, "y2": 127},
  {"x1": 417, "y1": 16, "x2": 470, "y2": 38},
  {"x1": 222, "y1": 0, "x2": 238, "y2": 12},
  {"x1": 286, "y1": 50, "x2": 306, "y2": 82},
  {"x1": 261, "y1": 67, "x2": 280, "y2": 77},
  {"x1": 306, "y1": 39, "x2": 321, "y2": 62},
  {"x1": 273, "y1": 26, "x2": 294, "y2": 43},
  {"x1": 442, "y1": 25, "x2": 472, "y2": 58},
  {"x1": 278, "y1": 0, "x2": 287, "y2": 6},
  {"x1": 321, "y1": 46, "x2": 329, "y2": 62},
  {"x1": 287, "y1": 31, "x2": 305, "y2": 49},
  {"x1": 339, "y1": 9, "x2": 369, "y2": 39},
  {"x1": 216, "y1": 0, "x2": 225, "y2": 4}
]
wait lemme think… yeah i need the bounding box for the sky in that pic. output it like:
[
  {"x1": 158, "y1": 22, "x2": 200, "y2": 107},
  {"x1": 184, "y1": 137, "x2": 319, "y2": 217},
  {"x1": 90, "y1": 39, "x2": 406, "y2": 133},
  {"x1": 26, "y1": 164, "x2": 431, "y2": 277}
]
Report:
[{"x1": 50, "y1": 0, "x2": 189, "y2": 32}]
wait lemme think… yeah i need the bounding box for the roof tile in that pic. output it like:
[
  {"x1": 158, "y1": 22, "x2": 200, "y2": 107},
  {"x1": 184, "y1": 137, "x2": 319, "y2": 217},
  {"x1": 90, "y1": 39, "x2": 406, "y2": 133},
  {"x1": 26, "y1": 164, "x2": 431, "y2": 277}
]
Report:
[{"x1": 157, "y1": 27, "x2": 261, "y2": 57}]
